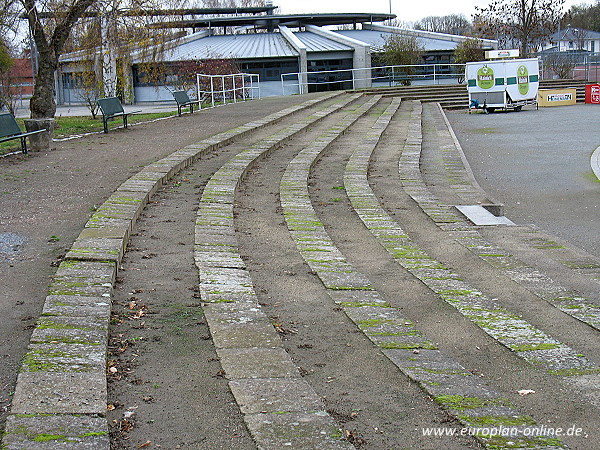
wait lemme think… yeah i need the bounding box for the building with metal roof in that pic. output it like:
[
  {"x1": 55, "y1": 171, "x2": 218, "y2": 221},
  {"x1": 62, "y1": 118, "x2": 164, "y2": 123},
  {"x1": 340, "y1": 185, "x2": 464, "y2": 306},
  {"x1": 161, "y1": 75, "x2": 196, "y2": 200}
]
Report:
[
  {"x1": 56, "y1": 7, "x2": 497, "y2": 104},
  {"x1": 540, "y1": 27, "x2": 600, "y2": 53}
]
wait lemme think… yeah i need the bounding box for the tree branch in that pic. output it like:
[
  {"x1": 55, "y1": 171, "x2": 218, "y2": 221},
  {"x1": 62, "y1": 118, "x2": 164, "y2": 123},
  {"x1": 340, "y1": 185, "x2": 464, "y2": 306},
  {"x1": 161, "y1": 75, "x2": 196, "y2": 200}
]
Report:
[{"x1": 51, "y1": 0, "x2": 98, "y2": 55}]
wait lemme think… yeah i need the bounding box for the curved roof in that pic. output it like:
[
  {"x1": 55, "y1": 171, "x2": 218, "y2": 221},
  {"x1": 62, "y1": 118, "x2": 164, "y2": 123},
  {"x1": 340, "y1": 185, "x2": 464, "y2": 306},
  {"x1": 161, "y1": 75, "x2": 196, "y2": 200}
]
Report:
[
  {"x1": 155, "y1": 32, "x2": 298, "y2": 62},
  {"x1": 336, "y1": 29, "x2": 458, "y2": 52},
  {"x1": 294, "y1": 32, "x2": 353, "y2": 52}
]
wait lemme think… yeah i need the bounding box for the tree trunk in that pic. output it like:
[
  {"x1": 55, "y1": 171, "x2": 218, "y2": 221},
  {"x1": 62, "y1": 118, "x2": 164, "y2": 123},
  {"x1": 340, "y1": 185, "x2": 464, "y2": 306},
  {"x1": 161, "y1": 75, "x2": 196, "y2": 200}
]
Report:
[{"x1": 29, "y1": 50, "x2": 58, "y2": 119}]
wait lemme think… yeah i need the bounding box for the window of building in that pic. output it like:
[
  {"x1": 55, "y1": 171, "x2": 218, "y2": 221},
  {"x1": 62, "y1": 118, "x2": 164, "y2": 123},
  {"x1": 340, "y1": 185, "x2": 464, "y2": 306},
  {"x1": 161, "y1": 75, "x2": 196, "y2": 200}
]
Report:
[{"x1": 240, "y1": 59, "x2": 299, "y2": 81}]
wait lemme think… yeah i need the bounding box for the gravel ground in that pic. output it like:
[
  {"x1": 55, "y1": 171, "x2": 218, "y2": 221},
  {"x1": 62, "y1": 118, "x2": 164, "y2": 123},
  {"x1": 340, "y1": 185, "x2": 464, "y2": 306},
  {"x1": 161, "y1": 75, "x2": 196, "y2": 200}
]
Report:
[
  {"x1": 1, "y1": 95, "x2": 598, "y2": 449},
  {"x1": 0, "y1": 94, "x2": 321, "y2": 437}
]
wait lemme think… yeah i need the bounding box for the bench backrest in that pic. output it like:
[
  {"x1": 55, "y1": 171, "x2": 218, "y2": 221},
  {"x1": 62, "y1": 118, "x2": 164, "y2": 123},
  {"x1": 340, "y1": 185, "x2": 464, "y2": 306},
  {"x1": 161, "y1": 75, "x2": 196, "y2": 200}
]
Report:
[
  {"x1": 97, "y1": 97, "x2": 124, "y2": 116},
  {"x1": 0, "y1": 112, "x2": 23, "y2": 138},
  {"x1": 172, "y1": 90, "x2": 192, "y2": 105}
]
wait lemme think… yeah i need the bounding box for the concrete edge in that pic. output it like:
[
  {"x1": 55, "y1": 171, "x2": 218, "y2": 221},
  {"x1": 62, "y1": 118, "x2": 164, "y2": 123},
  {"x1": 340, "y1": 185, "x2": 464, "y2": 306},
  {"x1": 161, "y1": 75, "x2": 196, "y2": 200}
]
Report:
[
  {"x1": 591, "y1": 145, "x2": 600, "y2": 181},
  {"x1": 436, "y1": 103, "x2": 505, "y2": 211}
]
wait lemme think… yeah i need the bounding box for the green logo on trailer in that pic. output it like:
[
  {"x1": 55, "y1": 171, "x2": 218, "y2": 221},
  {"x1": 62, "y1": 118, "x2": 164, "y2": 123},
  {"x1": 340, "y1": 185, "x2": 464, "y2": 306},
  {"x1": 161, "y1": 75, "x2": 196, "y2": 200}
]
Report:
[
  {"x1": 477, "y1": 65, "x2": 494, "y2": 90},
  {"x1": 517, "y1": 65, "x2": 529, "y2": 95}
]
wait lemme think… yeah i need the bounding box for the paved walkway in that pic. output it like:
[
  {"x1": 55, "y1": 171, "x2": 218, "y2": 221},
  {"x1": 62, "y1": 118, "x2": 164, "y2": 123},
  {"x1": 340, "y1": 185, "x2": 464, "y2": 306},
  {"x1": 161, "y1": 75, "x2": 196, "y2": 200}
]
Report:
[{"x1": 13, "y1": 101, "x2": 180, "y2": 118}]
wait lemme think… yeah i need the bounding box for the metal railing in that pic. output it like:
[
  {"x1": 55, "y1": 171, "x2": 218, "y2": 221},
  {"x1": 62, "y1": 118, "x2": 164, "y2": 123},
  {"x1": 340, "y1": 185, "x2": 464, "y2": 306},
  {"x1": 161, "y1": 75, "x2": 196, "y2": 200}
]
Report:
[
  {"x1": 196, "y1": 72, "x2": 260, "y2": 108},
  {"x1": 538, "y1": 52, "x2": 600, "y2": 82},
  {"x1": 281, "y1": 63, "x2": 467, "y2": 95}
]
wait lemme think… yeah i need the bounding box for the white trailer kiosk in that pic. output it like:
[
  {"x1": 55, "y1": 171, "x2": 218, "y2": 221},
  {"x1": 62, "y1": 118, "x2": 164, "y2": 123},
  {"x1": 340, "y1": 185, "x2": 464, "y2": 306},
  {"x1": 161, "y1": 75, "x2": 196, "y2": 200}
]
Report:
[{"x1": 466, "y1": 57, "x2": 539, "y2": 113}]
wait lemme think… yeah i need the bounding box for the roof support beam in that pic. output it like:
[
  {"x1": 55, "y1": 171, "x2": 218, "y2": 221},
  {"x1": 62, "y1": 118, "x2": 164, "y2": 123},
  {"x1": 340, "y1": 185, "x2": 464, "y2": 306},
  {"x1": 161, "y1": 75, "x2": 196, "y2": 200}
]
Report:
[
  {"x1": 279, "y1": 25, "x2": 308, "y2": 94},
  {"x1": 305, "y1": 25, "x2": 372, "y2": 89}
]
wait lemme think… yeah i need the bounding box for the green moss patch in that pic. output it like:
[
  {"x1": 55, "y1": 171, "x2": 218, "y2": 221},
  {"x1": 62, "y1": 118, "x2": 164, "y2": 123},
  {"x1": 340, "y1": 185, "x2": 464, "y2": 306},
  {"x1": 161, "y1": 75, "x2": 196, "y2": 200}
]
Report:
[
  {"x1": 509, "y1": 343, "x2": 562, "y2": 352},
  {"x1": 548, "y1": 367, "x2": 600, "y2": 377},
  {"x1": 33, "y1": 434, "x2": 68, "y2": 442},
  {"x1": 379, "y1": 342, "x2": 437, "y2": 350},
  {"x1": 460, "y1": 415, "x2": 537, "y2": 427}
]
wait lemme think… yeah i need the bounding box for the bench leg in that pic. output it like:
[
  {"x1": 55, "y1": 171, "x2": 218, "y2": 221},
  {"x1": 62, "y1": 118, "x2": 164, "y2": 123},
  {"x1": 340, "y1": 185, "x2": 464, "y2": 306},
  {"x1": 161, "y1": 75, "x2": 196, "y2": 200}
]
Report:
[{"x1": 20, "y1": 136, "x2": 27, "y2": 154}]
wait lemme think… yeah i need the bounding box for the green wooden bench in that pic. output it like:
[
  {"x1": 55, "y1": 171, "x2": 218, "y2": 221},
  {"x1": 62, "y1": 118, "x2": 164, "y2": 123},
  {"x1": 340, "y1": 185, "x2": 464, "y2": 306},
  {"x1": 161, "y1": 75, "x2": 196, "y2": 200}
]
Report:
[
  {"x1": 171, "y1": 90, "x2": 201, "y2": 116},
  {"x1": 97, "y1": 97, "x2": 141, "y2": 133},
  {"x1": 0, "y1": 112, "x2": 46, "y2": 154}
]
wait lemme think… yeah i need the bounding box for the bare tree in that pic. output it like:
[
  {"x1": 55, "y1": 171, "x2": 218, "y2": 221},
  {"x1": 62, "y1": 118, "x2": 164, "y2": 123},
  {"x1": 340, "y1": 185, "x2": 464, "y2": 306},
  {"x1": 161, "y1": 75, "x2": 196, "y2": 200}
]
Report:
[
  {"x1": 0, "y1": 40, "x2": 12, "y2": 74},
  {"x1": 377, "y1": 34, "x2": 424, "y2": 85},
  {"x1": 570, "y1": 27, "x2": 589, "y2": 51},
  {"x1": 20, "y1": 0, "x2": 98, "y2": 119},
  {"x1": 452, "y1": 37, "x2": 486, "y2": 82},
  {"x1": 414, "y1": 14, "x2": 472, "y2": 35},
  {"x1": 0, "y1": 39, "x2": 17, "y2": 113},
  {"x1": 453, "y1": 38, "x2": 486, "y2": 64},
  {"x1": 544, "y1": 52, "x2": 575, "y2": 78},
  {"x1": 72, "y1": 67, "x2": 103, "y2": 118},
  {"x1": 474, "y1": 0, "x2": 565, "y2": 57},
  {"x1": 383, "y1": 18, "x2": 415, "y2": 29},
  {"x1": 13, "y1": 0, "x2": 260, "y2": 119}
]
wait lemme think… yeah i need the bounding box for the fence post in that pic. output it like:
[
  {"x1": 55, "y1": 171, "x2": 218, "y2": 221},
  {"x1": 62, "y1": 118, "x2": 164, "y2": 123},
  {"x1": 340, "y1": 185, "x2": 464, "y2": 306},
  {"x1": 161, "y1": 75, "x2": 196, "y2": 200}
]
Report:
[
  {"x1": 196, "y1": 74, "x2": 201, "y2": 109},
  {"x1": 586, "y1": 55, "x2": 590, "y2": 82}
]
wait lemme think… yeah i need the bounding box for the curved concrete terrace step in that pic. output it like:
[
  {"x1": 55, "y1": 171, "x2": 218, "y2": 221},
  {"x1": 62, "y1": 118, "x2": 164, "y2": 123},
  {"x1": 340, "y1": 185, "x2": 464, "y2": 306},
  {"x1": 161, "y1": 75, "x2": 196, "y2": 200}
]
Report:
[
  {"x1": 280, "y1": 97, "x2": 566, "y2": 449},
  {"x1": 343, "y1": 99, "x2": 600, "y2": 407},
  {"x1": 195, "y1": 93, "x2": 367, "y2": 449},
  {"x1": 0, "y1": 92, "x2": 342, "y2": 449}
]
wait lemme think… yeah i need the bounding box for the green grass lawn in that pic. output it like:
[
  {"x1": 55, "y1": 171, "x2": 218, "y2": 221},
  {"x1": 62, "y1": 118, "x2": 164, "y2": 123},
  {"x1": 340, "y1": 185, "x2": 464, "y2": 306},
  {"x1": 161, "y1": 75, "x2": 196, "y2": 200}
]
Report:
[{"x1": 0, "y1": 111, "x2": 176, "y2": 156}]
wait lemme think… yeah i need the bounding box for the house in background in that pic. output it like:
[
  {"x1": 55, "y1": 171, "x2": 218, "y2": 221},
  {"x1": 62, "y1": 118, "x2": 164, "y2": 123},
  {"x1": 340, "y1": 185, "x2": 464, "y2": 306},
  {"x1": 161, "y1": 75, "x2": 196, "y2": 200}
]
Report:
[
  {"x1": 540, "y1": 27, "x2": 600, "y2": 53},
  {"x1": 2, "y1": 57, "x2": 35, "y2": 97},
  {"x1": 538, "y1": 27, "x2": 600, "y2": 81},
  {"x1": 56, "y1": 9, "x2": 497, "y2": 104}
]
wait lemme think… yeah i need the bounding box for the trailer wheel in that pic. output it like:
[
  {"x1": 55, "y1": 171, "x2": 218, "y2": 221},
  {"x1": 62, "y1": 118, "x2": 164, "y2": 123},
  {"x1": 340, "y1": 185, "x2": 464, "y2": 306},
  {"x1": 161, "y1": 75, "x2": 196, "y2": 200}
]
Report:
[
  {"x1": 515, "y1": 105, "x2": 523, "y2": 112},
  {"x1": 484, "y1": 107, "x2": 495, "y2": 114}
]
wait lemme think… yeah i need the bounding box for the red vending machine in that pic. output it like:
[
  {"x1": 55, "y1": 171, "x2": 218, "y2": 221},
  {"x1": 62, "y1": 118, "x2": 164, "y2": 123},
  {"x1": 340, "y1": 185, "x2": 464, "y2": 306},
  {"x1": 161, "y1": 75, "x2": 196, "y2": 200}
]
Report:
[{"x1": 585, "y1": 84, "x2": 600, "y2": 103}]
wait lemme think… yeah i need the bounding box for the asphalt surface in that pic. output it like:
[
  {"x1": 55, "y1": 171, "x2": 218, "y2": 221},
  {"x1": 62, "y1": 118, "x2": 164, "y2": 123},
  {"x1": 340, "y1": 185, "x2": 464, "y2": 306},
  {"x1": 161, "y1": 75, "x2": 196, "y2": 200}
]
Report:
[{"x1": 447, "y1": 104, "x2": 600, "y2": 259}]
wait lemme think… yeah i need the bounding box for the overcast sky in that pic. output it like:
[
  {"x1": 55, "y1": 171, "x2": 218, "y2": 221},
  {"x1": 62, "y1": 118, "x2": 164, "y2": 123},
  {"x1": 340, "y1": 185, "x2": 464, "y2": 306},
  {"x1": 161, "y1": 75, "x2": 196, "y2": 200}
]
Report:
[{"x1": 275, "y1": 0, "x2": 584, "y2": 24}]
